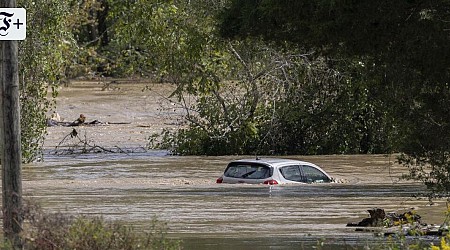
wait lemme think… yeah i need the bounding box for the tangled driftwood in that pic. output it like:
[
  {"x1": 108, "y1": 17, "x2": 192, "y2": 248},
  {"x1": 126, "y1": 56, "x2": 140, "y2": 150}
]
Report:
[
  {"x1": 48, "y1": 114, "x2": 145, "y2": 155},
  {"x1": 347, "y1": 208, "x2": 389, "y2": 227},
  {"x1": 347, "y1": 207, "x2": 448, "y2": 236},
  {"x1": 50, "y1": 128, "x2": 128, "y2": 155}
]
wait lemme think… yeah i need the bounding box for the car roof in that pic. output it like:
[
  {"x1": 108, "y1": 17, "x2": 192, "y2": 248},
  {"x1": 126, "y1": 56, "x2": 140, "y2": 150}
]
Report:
[{"x1": 229, "y1": 158, "x2": 316, "y2": 167}]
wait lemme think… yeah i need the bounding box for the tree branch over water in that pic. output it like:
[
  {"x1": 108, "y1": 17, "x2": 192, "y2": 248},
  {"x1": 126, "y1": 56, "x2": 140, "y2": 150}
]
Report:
[{"x1": 52, "y1": 128, "x2": 140, "y2": 156}]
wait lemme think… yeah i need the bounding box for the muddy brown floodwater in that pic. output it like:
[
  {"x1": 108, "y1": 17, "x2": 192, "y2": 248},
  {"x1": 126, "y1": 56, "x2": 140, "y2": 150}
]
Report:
[{"x1": 20, "y1": 80, "x2": 448, "y2": 249}]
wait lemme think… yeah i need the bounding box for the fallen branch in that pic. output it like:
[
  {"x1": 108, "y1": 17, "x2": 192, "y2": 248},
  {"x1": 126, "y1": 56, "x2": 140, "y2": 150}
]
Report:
[
  {"x1": 51, "y1": 128, "x2": 144, "y2": 156},
  {"x1": 47, "y1": 113, "x2": 131, "y2": 127}
]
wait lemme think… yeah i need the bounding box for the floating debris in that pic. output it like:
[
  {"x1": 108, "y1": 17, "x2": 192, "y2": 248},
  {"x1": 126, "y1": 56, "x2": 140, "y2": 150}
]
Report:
[{"x1": 347, "y1": 207, "x2": 449, "y2": 237}]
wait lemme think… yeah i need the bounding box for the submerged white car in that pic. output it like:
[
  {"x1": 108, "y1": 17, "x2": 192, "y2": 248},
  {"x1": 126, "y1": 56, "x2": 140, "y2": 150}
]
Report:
[{"x1": 216, "y1": 158, "x2": 333, "y2": 185}]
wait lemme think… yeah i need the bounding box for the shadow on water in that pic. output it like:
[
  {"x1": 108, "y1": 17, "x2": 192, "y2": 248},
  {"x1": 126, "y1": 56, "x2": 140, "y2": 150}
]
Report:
[{"x1": 23, "y1": 152, "x2": 445, "y2": 249}]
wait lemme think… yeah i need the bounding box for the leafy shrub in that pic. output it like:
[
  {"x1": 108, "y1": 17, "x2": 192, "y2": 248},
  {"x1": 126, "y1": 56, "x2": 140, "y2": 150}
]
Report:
[{"x1": 17, "y1": 201, "x2": 181, "y2": 250}]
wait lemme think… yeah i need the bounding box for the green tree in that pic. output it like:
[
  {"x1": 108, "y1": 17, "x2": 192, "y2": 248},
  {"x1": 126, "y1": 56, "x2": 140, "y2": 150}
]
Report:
[
  {"x1": 106, "y1": 0, "x2": 255, "y2": 154},
  {"x1": 105, "y1": 0, "x2": 227, "y2": 79},
  {"x1": 258, "y1": 57, "x2": 396, "y2": 155},
  {"x1": 19, "y1": 0, "x2": 79, "y2": 162},
  {"x1": 110, "y1": 0, "x2": 394, "y2": 156}
]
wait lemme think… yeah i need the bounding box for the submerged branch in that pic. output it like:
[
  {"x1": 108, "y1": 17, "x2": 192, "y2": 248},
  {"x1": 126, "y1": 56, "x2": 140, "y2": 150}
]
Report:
[{"x1": 51, "y1": 128, "x2": 145, "y2": 155}]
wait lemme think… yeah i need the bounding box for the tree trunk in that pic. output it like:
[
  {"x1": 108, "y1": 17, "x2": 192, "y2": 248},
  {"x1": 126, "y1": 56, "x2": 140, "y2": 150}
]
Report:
[{"x1": 0, "y1": 0, "x2": 23, "y2": 248}]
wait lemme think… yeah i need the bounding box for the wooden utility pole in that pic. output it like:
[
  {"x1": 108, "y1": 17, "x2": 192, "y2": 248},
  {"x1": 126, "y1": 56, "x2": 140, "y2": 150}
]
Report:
[{"x1": 0, "y1": 0, "x2": 23, "y2": 248}]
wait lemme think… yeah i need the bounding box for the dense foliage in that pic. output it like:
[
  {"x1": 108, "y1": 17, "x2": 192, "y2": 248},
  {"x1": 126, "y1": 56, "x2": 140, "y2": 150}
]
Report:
[
  {"x1": 137, "y1": 1, "x2": 399, "y2": 155},
  {"x1": 219, "y1": 0, "x2": 450, "y2": 194}
]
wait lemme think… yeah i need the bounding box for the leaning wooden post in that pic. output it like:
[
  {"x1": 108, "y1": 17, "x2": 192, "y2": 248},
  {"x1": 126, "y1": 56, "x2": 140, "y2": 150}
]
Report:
[{"x1": 0, "y1": 0, "x2": 23, "y2": 247}]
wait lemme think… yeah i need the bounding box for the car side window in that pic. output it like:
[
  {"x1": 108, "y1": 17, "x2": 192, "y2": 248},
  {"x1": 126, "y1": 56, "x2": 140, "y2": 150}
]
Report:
[
  {"x1": 300, "y1": 165, "x2": 330, "y2": 183},
  {"x1": 280, "y1": 165, "x2": 303, "y2": 182},
  {"x1": 224, "y1": 164, "x2": 271, "y2": 179}
]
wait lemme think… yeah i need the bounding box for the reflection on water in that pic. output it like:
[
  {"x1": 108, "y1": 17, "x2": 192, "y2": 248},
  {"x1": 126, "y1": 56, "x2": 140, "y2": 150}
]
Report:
[{"x1": 23, "y1": 153, "x2": 446, "y2": 249}]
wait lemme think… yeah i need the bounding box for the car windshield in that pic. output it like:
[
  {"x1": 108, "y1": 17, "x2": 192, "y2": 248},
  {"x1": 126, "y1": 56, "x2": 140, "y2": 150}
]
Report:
[
  {"x1": 280, "y1": 165, "x2": 330, "y2": 183},
  {"x1": 224, "y1": 163, "x2": 272, "y2": 179}
]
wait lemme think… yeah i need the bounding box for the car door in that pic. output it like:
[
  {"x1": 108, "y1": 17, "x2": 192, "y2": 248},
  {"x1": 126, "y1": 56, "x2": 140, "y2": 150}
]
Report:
[
  {"x1": 299, "y1": 165, "x2": 331, "y2": 183},
  {"x1": 279, "y1": 165, "x2": 305, "y2": 183}
]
